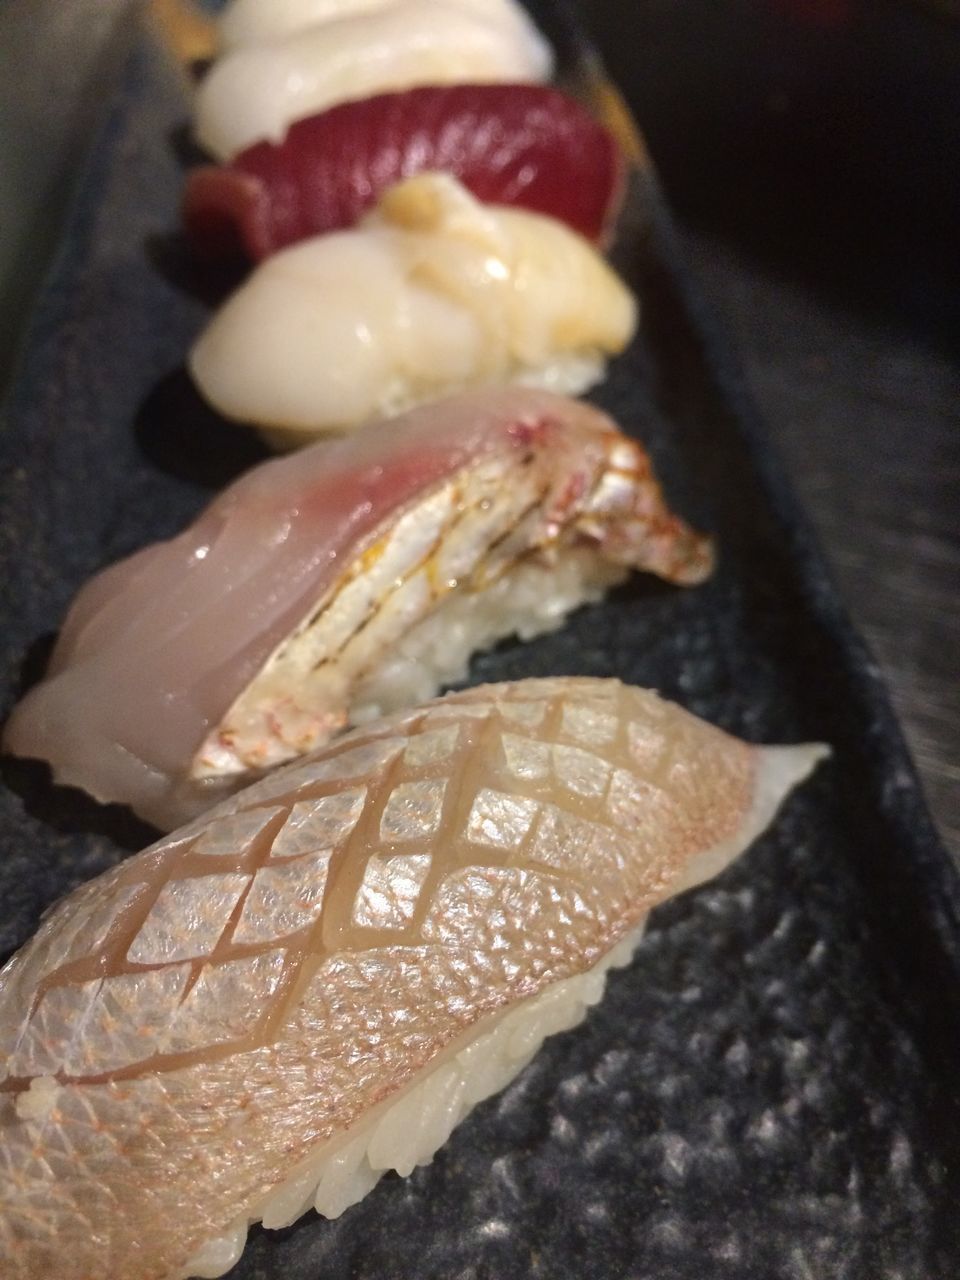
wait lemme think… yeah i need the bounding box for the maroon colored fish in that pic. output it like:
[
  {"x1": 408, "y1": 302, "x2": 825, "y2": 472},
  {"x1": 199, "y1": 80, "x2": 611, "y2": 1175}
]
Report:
[{"x1": 183, "y1": 82, "x2": 625, "y2": 261}]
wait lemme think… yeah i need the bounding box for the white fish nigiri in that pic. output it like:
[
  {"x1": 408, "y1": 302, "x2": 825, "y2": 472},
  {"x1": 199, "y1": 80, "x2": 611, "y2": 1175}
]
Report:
[
  {"x1": 190, "y1": 173, "x2": 637, "y2": 445},
  {"x1": 195, "y1": 0, "x2": 553, "y2": 160},
  {"x1": 2, "y1": 388, "x2": 711, "y2": 830},
  {"x1": 0, "y1": 677, "x2": 828, "y2": 1280},
  {"x1": 218, "y1": 0, "x2": 545, "y2": 52}
]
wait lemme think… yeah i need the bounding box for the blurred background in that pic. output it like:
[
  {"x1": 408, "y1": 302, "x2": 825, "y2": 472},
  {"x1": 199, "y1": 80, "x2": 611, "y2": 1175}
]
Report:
[{"x1": 0, "y1": 0, "x2": 957, "y2": 851}]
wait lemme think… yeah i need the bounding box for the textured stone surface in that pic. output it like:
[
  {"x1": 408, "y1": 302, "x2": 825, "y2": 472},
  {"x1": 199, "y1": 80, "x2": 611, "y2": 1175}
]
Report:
[{"x1": 0, "y1": 11, "x2": 958, "y2": 1280}]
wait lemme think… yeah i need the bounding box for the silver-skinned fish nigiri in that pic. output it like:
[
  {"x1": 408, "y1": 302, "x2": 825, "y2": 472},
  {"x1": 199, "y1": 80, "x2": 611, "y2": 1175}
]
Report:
[
  {"x1": 0, "y1": 677, "x2": 828, "y2": 1280},
  {"x1": 3, "y1": 388, "x2": 712, "y2": 830}
]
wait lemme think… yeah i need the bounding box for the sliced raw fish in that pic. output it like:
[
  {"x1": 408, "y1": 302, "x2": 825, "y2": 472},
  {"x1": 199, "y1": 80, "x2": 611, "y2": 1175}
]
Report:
[
  {"x1": 0, "y1": 676, "x2": 828, "y2": 1280},
  {"x1": 3, "y1": 388, "x2": 711, "y2": 830},
  {"x1": 184, "y1": 84, "x2": 624, "y2": 261}
]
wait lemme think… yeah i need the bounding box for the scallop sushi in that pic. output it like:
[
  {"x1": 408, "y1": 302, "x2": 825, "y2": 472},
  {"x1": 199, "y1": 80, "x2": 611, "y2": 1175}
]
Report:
[
  {"x1": 2, "y1": 388, "x2": 711, "y2": 830},
  {"x1": 189, "y1": 172, "x2": 637, "y2": 445},
  {"x1": 184, "y1": 84, "x2": 625, "y2": 261},
  {"x1": 0, "y1": 677, "x2": 828, "y2": 1280},
  {"x1": 195, "y1": 0, "x2": 553, "y2": 160}
]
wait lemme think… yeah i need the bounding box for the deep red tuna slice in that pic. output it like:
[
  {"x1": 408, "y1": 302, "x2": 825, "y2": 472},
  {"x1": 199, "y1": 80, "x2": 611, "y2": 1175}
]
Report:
[{"x1": 183, "y1": 82, "x2": 625, "y2": 260}]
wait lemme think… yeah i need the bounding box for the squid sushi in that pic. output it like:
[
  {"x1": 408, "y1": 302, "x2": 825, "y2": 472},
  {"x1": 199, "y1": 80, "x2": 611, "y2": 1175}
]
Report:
[
  {"x1": 0, "y1": 676, "x2": 828, "y2": 1280},
  {"x1": 184, "y1": 84, "x2": 625, "y2": 261},
  {"x1": 194, "y1": 0, "x2": 553, "y2": 160},
  {"x1": 3, "y1": 388, "x2": 711, "y2": 830},
  {"x1": 189, "y1": 172, "x2": 637, "y2": 445},
  {"x1": 216, "y1": 0, "x2": 544, "y2": 51}
]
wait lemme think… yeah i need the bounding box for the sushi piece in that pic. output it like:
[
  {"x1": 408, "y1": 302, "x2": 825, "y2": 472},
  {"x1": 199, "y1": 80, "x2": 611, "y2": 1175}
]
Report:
[
  {"x1": 2, "y1": 388, "x2": 712, "y2": 831},
  {"x1": 183, "y1": 84, "x2": 626, "y2": 261},
  {"x1": 0, "y1": 677, "x2": 828, "y2": 1280},
  {"x1": 189, "y1": 172, "x2": 638, "y2": 445},
  {"x1": 194, "y1": 0, "x2": 553, "y2": 161},
  {"x1": 217, "y1": 0, "x2": 543, "y2": 51}
]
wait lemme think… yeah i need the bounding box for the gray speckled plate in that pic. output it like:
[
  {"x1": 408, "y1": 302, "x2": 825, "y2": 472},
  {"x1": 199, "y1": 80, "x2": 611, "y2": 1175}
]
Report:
[{"x1": 1, "y1": 5, "x2": 959, "y2": 1278}]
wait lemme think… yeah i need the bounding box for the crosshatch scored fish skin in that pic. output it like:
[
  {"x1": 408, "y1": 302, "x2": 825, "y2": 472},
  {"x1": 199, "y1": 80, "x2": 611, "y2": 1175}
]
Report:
[{"x1": 0, "y1": 678, "x2": 827, "y2": 1280}]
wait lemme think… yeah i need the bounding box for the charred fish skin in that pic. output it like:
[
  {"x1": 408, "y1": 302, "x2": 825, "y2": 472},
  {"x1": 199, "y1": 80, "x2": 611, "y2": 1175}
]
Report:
[
  {"x1": 196, "y1": 407, "x2": 714, "y2": 789},
  {"x1": 2, "y1": 389, "x2": 711, "y2": 831},
  {"x1": 0, "y1": 677, "x2": 827, "y2": 1280}
]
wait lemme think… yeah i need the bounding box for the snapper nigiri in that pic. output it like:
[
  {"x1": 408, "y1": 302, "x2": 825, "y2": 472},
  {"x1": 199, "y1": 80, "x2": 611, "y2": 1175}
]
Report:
[
  {"x1": 184, "y1": 84, "x2": 625, "y2": 261},
  {"x1": 190, "y1": 172, "x2": 637, "y2": 445},
  {"x1": 195, "y1": 0, "x2": 553, "y2": 160},
  {"x1": 2, "y1": 388, "x2": 711, "y2": 830},
  {"x1": 0, "y1": 677, "x2": 828, "y2": 1280}
]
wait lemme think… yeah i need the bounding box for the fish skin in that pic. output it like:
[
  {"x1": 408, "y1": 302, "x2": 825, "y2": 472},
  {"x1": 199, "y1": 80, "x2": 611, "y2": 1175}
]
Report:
[
  {"x1": 2, "y1": 389, "x2": 711, "y2": 829},
  {"x1": 0, "y1": 678, "x2": 824, "y2": 1280},
  {"x1": 183, "y1": 84, "x2": 625, "y2": 260}
]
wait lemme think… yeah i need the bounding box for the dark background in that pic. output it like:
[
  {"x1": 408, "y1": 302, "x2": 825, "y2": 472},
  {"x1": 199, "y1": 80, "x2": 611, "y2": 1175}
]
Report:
[{"x1": 579, "y1": 0, "x2": 960, "y2": 853}]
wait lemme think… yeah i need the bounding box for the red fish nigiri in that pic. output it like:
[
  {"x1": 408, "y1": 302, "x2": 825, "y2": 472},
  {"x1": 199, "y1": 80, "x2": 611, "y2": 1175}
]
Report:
[{"x1": 184, "y1": 83, "x2": 625, "y2": 261}]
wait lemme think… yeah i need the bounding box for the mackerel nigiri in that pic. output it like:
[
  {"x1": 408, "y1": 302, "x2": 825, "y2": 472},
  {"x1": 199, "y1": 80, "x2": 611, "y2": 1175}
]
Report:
[
  {"x1": 190, "y1": 173, "x2": 637, "y2": 445},
  {"x1": 0, "y1": 677, "x2": 828, "y2": 1280},
  {"x1": 195, "y1": 0, "x2": 553, "y2": 160},
  {"x1": 184, "y1": 84, "x2": 625, "y2": 261},
  {"x1": 3, "y1": 389, "x2": 711, "y2": 831}
]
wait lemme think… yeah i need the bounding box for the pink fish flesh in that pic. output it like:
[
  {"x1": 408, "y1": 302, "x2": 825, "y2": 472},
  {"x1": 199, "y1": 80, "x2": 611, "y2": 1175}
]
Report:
[{"x1": 2, "y1": 389, "x2": 713, "y2": 830}]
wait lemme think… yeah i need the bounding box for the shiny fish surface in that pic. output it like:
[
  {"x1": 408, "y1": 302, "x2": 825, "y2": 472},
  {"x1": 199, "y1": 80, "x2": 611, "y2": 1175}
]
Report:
[
  {"x1": 4, "y1": 388, "x2": 709, "y2": 829},
  {"x1": 184, "y1": 84, "x2": 624, "y2": 261},
  {"x1": 0, "y1": 677, "x2": 828, "y2": 1280}
]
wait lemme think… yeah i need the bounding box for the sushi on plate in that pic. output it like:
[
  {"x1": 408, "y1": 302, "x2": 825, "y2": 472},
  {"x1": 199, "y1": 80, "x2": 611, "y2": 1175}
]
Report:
[
  {"x1": 194, "y1": 0, "x2": 553, "y2": 160},
  {"x1": 189, "y1": 172, "x2": 638, "y2": 445},
  {"x1": 2, "y1": 388, "x2": 711, "y2": 830},
  {"x1": 184, "y1": 83, "x2": 625, "y2": 261},
  {"x1": 0, "y1": 676, "x2": 828, "y2": 1280}
]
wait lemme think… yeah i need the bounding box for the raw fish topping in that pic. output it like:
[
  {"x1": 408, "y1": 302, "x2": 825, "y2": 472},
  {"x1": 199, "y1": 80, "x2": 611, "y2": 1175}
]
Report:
[
  {"x1": 0, "y1": 679, "x2": 826, "y2": 1280},
  {"x1": 3, "y1": 389, "x2": 710, "y2": 830},
  {"x1": 184, "y1": 83, "x2": 625, "y2": 260}
]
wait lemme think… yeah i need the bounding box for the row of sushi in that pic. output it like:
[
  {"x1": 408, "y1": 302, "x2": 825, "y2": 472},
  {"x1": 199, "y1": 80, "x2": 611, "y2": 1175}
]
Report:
[
  {"x1": 181, "y1": 0, "x2": 635, "y2": 444},
  {"x1": 0, "y1": 3, "x2": 829, "y2": 1278},
  {"x1": 5, "y1": 0, "x2": 643, "y2": 823}
]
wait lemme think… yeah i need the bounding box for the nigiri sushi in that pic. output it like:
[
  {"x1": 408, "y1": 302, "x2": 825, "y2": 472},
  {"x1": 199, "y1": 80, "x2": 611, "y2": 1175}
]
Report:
[
  {"x1": 189, "y1": 172, "x2": 638, "y2": 445},
  {"x1": 0, "y1": 677, "x2": 828, "y2": 1280},
  {"x1": 3, "y1": 388, "x2": 711, "y2": 831},
  {"x1": 184, "y1": 84, "x2": 625, "y2": 261},
  {"x1": 217, "y1": 0, "x2": 543, "y2": 51},
  {"x1": 195, "y1": 0, "x2": 553, "y2": 161}
]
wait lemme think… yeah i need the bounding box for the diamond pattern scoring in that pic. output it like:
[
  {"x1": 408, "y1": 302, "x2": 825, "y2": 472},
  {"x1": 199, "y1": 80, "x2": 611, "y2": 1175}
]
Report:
[{"x1": 0, "y1": 679, "x2": 780, "y2": 1280}]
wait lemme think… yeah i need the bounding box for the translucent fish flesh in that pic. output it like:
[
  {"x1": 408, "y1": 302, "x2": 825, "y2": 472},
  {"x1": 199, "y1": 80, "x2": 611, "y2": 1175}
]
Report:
[
  {"x1": 0, "y1": 677, "x2": 828, "y2": 1280},
  {"x1": 189, "y1": 172, "x2": 638, "y2": 444},
  {"x1": 184, "y1": 84, "x2": 625, "y2": 261},
  {"x1": 194, "y1": 0, "x2": 553, "y2": 160},
  {"x1": 2, "y1": 388, "x2": 712, "y2": 830}
]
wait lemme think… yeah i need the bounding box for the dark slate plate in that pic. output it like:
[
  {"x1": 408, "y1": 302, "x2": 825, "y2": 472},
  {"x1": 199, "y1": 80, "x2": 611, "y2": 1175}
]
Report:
[{"x1": 2, "y1": 5, "x2": 960, "y2": 1279}]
